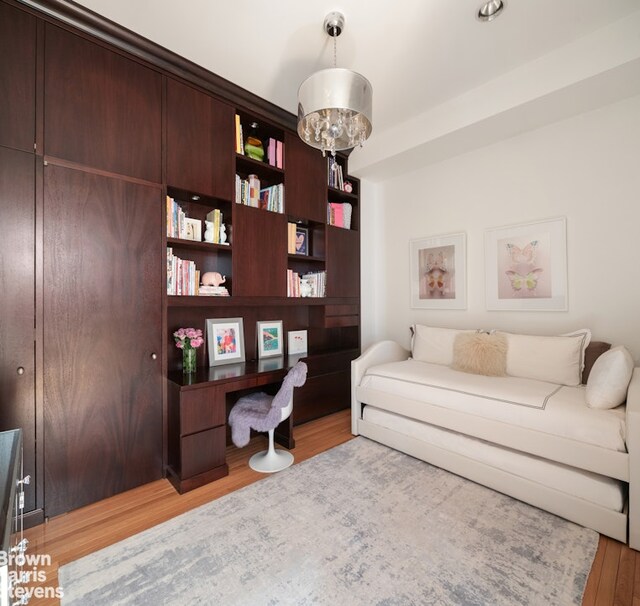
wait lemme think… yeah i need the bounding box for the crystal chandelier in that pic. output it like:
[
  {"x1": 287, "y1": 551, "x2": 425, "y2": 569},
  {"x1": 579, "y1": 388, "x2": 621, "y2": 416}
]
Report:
[{"x1": 297, "y1": 12, "x2": 372, "y2": 157}]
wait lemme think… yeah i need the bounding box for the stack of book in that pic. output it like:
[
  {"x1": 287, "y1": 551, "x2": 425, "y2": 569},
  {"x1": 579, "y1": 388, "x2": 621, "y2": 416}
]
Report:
[
  {"x1": 205, "y1": 208, "x2": 226, "y2": 244},
  {"x1": 199, "y1": 285, "x2": 229, "y2": 297},
  {"x1": 259, "y1": 184, "x2": 284, "y2": 213},
  {"x1": 166, "y1": 196, "x2": 186, "y2": 238},
  {"x1": 327, "y1": 202, "x2": 352, "y2": 229},
  {"x1": 167, "y1": 248, "x2": 199, "y2": 296},
  {"x1": 327, "y1": 157, "x2": 344, "y2": 190},
  {"x1": 235, "y1": 114, "x2": 244, "y2": 155},
  {"x1": 266, "y1": 137, "x2": 284, "y2": 169},
  {"x1": 287, "y1": 270, "x2": 326, "y2": 298}
]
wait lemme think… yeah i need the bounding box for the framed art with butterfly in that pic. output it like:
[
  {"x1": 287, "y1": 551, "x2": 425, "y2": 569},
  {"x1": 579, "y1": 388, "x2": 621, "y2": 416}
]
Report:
[
  {"x1": 484, "y1": 216, "x2": 567, "y2": 311},
  {"x1": 410, "y1": 232, "x2": 466, "y2": 309}
]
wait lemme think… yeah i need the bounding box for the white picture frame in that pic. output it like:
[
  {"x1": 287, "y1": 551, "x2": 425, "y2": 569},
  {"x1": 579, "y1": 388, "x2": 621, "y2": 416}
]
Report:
[
  {"x1": 410, "y1": 232, "x2": 466, "y2": 309},
  {"x1": 184, "y1": 218, "x2": 202, "y2": 242},
  {"x1": 206, "y1": 317, "x2": 245, "y2": 366},
  {"x1": 257, "y1": 320, "x2": 284, "y2": 358},
  {"x1": 484, "y1": 216, "x2": 567, "y2": 311},
  {"x1": 287, "y1": 330, "x2": 308, "y2": 355}
]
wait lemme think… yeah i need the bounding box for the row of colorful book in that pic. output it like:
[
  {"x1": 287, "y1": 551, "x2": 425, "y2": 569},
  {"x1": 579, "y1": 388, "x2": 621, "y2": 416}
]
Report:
[
  {"x1": 235, "y1": 114, "x2": 284, "y2": 169},
  {"x1": 287, "y1": 269, "x2": 326, "y2": 298},
  {"x1": 327, "y1": 202, "x2": 353, "y2": 229},
  {"x1": 166, "y1": 196, "x2": 187, "y2": 238},
  {"x1": 205, "y1": 208, "x2": 226, "y2": 244},
  {"x1": 167, "y1": 248, "x2": 199, "y2": 296},
  {"x1": 235, "y1": 174, "x2": 284, "y2": 213},
  {"x1": 327, "y1": 156, "x2": 345, "y2": 190}
]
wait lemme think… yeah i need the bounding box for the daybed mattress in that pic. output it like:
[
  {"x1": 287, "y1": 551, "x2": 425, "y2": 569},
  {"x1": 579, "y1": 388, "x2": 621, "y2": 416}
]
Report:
[
  {"x1": 362, "y1": 405, "x2": 626, "y2": 512},
  {"x1": 360, "y1": 360, "x2": 626, "y2": 452}
]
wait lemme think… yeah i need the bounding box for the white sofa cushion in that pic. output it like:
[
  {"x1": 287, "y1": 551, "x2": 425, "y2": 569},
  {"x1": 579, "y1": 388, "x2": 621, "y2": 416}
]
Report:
[
  {"x1": 497, "y1": 331, "x2": 588, "y2": 386},
  {"x1": 412, "y1": 325, "x2": 477, "y2": 366},
  {"x1": 586, "y1": 346, "x2": 634, "y2": 409}
]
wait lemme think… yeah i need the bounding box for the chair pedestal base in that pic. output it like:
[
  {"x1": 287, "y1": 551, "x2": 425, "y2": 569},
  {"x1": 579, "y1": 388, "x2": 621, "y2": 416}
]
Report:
[{"x1": 249, "y1": 429, "x2": 294, "y2": 473}]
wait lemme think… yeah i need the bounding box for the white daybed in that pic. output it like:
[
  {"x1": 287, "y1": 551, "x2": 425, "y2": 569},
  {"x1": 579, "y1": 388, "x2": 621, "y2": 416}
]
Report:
[{"x1": 351, "y1": 329, "x2": 640, "y2": 547}]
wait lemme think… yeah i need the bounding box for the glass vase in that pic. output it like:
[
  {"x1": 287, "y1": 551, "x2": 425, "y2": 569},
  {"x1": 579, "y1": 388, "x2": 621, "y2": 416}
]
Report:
[{"x1": 182, "y1": 347, "x2": 196, "y2": 374}]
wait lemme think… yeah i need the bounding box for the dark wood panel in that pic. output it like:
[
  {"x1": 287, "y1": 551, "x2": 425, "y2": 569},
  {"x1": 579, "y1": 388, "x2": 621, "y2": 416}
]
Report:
[
  {"x1": 293, "y1": 371, "x2": 351, "y2": 425},
  {"x1": 44, "y1": 23, "x2": 162, "y2": 182},
  {"x1": 284, "y1": 133, "x2": 327, "y2": 223},
  {"x1": 233, "y1": 206, "x2": 287, "y2": 297},
  {"x1": 43, "y1": 165, "x2": 163, "y2": 517},
  {"x1": 0, "y1": 3, "x2": 36, "y2": 152},
  {"x1": 166, "y1": 78, "x2": 234, "y2": 199},
  {"x1": 180, "y1": 386, "x2": 225, "y2": 435},
  {"x1": 0, "y1": 148, "x2": 36, "y2": 512},
  {"x1": 180, "y1": 426, "x2": 226, "y2": 478},
  {"x1": 326, "y1": 226, "x2": 360, "y2": 298}
]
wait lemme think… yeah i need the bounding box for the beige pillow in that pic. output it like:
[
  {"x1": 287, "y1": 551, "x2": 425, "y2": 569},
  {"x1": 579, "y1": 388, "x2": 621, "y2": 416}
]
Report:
[
  {"x1": 452, "y1": 332, "x2": 507, "y2": 376},
  {"x1": 586, "y1": 346, "x2": 634, "y2": 409},
  {"x1": 411, "y1": 325, "x2": 477, "y2": 366},
  {"x1": 497, "y1": 331, "x2": 586, "y2": 386}
]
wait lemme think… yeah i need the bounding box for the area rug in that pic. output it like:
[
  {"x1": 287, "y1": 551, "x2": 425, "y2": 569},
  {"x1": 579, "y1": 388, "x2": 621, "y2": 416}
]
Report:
[{"x1": 59, "y1": 437, "x2": 597, "y2": 605}]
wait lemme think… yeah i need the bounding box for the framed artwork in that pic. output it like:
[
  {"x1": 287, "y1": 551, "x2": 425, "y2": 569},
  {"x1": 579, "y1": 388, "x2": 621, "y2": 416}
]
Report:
[
  {"x1": 410, "y1": 232, "x2": 466, "y2": 309},
  {"x1": 484, "y1": 216, "x2": 567, "y2": 311},
  {"x1": 287, "y1": 330, "x2": 308, "y2": 355},
  {"x1": 184, "y1": 218, "x2": 202, "y2": 242},
  {"x1": 257, "y1": 320, "x2": 283, "y2": 358},
  {"x1": 206, "y1": 317, "x2": 245, "y2": 366},
  {"x1": 295, "y1": 227, "x2": 309, "y2": 255}
]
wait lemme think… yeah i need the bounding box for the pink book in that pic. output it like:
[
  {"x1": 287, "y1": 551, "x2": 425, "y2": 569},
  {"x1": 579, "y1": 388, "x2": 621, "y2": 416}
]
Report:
[
  {"x1": 331, "y1": 203, "x2": 344, "y2": 227},
  {"x1": 268, "y1": 138, "x2": 276, "y2": 166},
  {"x1": 276, "y1": 140, "x2": 283, "y2": 169}
]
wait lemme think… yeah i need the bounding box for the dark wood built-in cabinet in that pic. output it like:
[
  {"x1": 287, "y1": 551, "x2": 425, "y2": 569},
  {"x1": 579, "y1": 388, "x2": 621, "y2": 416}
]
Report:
[{"x1": 0, "y1": 0, "x2": 362, "y2": 516}]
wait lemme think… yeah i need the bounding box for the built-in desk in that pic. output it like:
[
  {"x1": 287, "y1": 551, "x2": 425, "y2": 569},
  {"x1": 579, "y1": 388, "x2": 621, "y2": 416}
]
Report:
[{"x1": 166, "y1": 356, "x2": 300, "y2": 494}]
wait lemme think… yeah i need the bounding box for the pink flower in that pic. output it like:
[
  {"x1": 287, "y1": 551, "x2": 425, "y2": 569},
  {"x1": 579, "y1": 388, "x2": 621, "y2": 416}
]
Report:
[
  {"x1": 185, "y1": 328, "x2": 197, "y2": 339},
  {"x1": 190, "y1": 337, "x2": 204, "y2": 348},
  {"x1": 175, "y1": 340, "x2": 184, "y2": 349},
  {"x1": 173, "y1": 328, "x2": 186, "y2": 338}
]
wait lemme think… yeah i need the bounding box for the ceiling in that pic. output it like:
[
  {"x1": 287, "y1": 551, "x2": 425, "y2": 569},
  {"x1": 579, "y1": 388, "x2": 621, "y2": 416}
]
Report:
[{"x1": 73, "y1": 0, "x2": 640, "y2": 176}]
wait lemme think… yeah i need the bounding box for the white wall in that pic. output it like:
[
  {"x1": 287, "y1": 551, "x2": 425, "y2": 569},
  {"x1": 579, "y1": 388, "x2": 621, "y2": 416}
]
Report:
[{"x1": 361, "y1": 94, "x2": 640, "y2": 361}]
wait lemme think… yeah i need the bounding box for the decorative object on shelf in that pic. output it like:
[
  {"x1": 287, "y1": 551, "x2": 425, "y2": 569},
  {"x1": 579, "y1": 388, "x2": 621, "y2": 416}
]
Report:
[
  {"x1": 295, "y1": 226, "x2": 309, "y2": 255},
  {"x1": 203, "y1": 221, "x2": 214, "y2": 243},
  {"x1": 344, "y1": 181, "x2": 353, "y2": 193},
  {"x1": 297, "y1": 11, "x2": 372, "y2": 156},
  {"x1": 288, "y1": 330, "x2": 308, "y2": 355},
  {"x1": 173, "y1": 327, "x2": 204, "y2": 373},
  {"x1": 201, "y1": 272, "x2": 226, "y2": 287},
  {"x1": 219, "y1": 224, "x2": 228, "y2": 244},
  {"x1": 183, "y1": 217, "x2": 202, "y2": 242},
  {"x1": 200, "y1": 271, "x2": 229, "y2": 297},
  {"x1": 484, "y1": 217, "x2": 567, "y2": 311},
  {"x1": 410, "y1": 233, "x2": 467, "y2": 310},
  {"x1": 244, "y1": 122, "x2": 265, "y2": 161},
  {"x1": 207, "y1": 317, "x2": 245, "y2": 367},
  {"x1": 257, "y1": 320, "x2": 284, "y2": 359}
]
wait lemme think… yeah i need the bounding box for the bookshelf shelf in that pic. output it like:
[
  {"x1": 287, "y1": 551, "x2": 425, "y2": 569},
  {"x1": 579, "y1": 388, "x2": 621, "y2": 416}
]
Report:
[
  {"x1": 236, "y1": 153, "x2": 284, "y2": 177},
  {"x1": 167, "y1": 295, "x2": 357, "y2": 308},
  {"x1": 287, "y1": 254, "x2": 324, "y2": 263},
  {"x1": 167, "y1": 237, "x2": 231, "y2": 252},
  {"x1": 328, "y1": 186, "x2": 358, "y2": 201}
]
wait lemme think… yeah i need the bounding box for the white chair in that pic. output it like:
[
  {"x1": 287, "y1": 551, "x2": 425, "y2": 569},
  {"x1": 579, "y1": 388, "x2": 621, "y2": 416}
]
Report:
[{"x1": 228, "y1": 361, "x2": 307, "y2": 473}]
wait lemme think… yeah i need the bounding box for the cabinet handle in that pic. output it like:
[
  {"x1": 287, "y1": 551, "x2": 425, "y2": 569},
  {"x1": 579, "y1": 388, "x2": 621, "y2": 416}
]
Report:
[
  {"x1": 17, "y1": 367, "x2": 25, "y2": 376},
  {"x1": 150, "y1": 353, "x2": 157, "y2": 360}
]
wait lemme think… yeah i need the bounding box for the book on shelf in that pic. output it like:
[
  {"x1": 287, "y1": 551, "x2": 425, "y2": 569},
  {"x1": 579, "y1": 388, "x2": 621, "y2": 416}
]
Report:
[
  {"x1": 287, "y1": 269, "x2": 326, "y2": 298},
  {"x1": 167, "y1": 248, "x2": 200, "y2": 296},
  {"x1": 287, "y1": 222, "x2": 297, "y2": 254},
  {"x1": 327, "y1": 157, "x2": 344, "y2": 190},
  {"x1": 276, "y1": 140, "x2": 284, "y2": 169},
  {"x1": 235, "y1": 174, "x2": 283, "y2": 213},
  {"x1": 265, "y1": 137, "x2": 284, "y2": 169},
  {"x1": 166, "y1": 196, "x2": 186, "y2": 239},
  {"x1": 327, "y1": 202, "x2": 352, "y2": 229},
  {"x1": 205, "y1": 208, "x2": 224, "y2": 244},
  {"x1": 235, "y1": 114, "x2": 244, "y2": 155},
  {"x1": 199, "y1": 285, "x2": 229, "y2": 297}
]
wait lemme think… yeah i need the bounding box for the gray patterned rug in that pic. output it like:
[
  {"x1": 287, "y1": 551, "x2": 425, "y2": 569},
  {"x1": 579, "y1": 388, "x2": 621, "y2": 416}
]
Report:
[{"x1": 60, "y1": 437, "x2": 597, "y2": 605}]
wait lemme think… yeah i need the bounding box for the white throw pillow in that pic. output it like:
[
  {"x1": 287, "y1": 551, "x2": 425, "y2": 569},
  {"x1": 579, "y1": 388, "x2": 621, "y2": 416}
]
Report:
[
  {"x1": 561, "y1": 329, "x2": 591, "y2": 372},
  {"x1": 411, "y1": 325, "x2": 477, "y2": 366},
  {"x1": 497, "y1": 331, "x2": 587, "y2": 386},
  {"x1": 586, "y1": 346, "x2": 634, "y2": 409}
]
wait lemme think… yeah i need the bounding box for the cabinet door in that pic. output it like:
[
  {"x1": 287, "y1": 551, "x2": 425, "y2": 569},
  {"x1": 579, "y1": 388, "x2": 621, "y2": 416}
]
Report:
[
  {"x1": 284, "y1": 133, "x2": 327, "y2": 223},
  {"x1": 44, "y1": 24, "x2": 162, "y2": 182},
  {"x1": 166, "y1": 78, "x2": 234, "y2": 200},
  {"x1": 43, "y1": 165, "x2": 163, "y2": 517},
  {"x1": 0, "y1": 148, "x2": 36, "y2": 512},
  {"x1": 326, "y1": 226, "x2": 360, "y2": 298},
  {"x1": 0, "y1": 3, "x2": 36, "y2": 153},
  {"x1": 232, "y1": 206, "x2": 287, "y2": 297}
]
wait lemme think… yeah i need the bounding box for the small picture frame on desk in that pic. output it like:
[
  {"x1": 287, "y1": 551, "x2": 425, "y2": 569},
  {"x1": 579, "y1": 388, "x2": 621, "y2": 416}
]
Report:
[
  {"x1": 257, "y1": 320, "x2": 283, "y2": 358},
  {"x1": 295, "y1": 227, "x2": 308, "y2": 256},
  {"x1": 184, "y1": 218, "x2": 202, "y2": 242},
  {"x1": 287, "y1": 330, "x2": 308, "y2": 355},
  {"x1": 207, "y1": 317, "x2": 245, "y2": 366}
]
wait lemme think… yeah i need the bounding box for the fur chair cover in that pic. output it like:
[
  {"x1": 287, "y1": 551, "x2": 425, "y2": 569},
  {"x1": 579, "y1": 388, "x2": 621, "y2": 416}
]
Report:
[{"x1": 228, "y1": 361, "x2": 308, "y2": 448}]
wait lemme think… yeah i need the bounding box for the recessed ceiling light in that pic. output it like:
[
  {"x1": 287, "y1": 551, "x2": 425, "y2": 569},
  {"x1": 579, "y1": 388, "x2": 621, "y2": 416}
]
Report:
[{"x1": 477, "y1": 0, "x2": 505, "y2": 22}]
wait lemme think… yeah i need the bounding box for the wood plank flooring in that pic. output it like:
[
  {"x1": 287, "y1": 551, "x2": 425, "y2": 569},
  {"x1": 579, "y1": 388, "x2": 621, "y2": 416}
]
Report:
[{"x1": 19, "y1": 409, "x2": 637, "y2": 605}]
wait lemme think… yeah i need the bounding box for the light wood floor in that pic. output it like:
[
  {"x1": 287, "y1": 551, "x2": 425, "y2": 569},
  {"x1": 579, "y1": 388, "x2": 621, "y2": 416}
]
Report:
[{"x1": 20, "y1": 409, "x2": 636, "y2": 605}]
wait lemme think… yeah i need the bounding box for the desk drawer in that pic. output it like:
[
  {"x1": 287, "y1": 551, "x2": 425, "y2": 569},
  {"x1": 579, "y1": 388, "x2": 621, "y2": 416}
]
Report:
[
  {"x1": 181, "y1": 386, "x2": 225, "y2": 435},
  {"x1": 181, "y1": 425, "x2": 226, "y2": 478}
]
